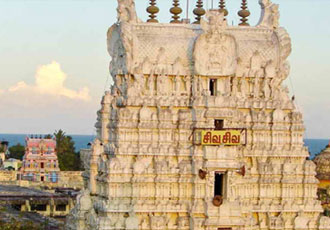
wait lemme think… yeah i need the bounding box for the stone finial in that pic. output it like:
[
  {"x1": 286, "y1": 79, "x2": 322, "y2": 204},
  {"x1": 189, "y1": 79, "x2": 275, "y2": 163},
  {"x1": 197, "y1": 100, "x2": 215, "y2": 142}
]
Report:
[
  {"x1": 238, "y1": 0, "x2": 250, "y2": 26},
  {"x1": 170, "y1": 0, "x2": 183, "y2": 23},
  {"x1": 219, "y1": 0, "x2": 228, "y2": 17},
  {"x1": 193, "y1": 0, "x2": 206, "y2": 24},
  {"x1": 147, "y1": 0, "x2": 159, "y2": 23}
]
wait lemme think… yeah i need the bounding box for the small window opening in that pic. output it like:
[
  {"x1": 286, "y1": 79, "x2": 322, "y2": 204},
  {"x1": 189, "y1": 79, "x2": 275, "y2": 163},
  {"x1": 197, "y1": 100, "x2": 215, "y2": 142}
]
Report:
[
  {"x1": 31, "y1": 204, "x2": 47, "y2": 211},
  {"x1": 41, "y1": 176, "x2": 44, "y2": 182},
  {"x1": 214, "y1": 172, "x2": 224, "y2": 196},
  {"x1": 215, "y1": 119, "x2": 224, "y2": 130},
  {"x1": 41, "y1": 163, "x2": 44, "y2": 169},
  {"x1": 56, "y1": 204, "x2": 67, "y2": 212},
  {"x1": 209, "y1": 79, "x2": 217, "y2": 96},
  {"x1": 11, "y1": 205, "x2": 21, "y2": 211}
]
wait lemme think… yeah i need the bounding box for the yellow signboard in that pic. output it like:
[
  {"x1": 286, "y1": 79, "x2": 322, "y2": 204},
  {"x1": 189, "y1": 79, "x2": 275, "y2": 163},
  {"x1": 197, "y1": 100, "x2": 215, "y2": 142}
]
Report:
[{"x1": 201, "y1": 130, "x2": 242, "y2": 146}]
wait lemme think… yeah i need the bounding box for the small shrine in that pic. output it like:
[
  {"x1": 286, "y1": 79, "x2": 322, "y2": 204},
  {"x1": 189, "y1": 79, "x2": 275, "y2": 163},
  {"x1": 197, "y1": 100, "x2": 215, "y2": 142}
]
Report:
[
  {"x1": 20, "y1": 136, "x2": 59, "y2": 183},
  {"x1": 314, "y1": 141, "x2": 330, "y2": 189}
]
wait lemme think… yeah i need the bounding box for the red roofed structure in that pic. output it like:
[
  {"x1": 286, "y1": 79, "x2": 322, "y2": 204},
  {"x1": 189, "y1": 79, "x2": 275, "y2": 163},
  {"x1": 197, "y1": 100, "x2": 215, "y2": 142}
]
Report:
[{"x1": 20, "y1": 136, "x2": 60, "y2": 182}]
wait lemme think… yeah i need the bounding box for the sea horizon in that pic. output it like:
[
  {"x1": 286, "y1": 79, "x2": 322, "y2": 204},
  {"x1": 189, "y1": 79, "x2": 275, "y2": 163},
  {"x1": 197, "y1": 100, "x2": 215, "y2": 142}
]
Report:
[{"x1": 0, "y1": 133, "x2": 328, "y2": 160}]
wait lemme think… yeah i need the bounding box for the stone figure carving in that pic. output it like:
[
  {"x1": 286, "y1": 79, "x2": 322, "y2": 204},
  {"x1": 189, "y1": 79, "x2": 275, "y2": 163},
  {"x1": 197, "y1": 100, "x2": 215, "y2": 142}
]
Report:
[
  {"x1": 142, "y1": 57, "x2": 152, "y2": 74},
  {"x1": 173, "y1": 57, "x2": 185, "y2": 76},
  {"x1": 148, "y1": 74, "x2": 154, "y2": 94},
  {"x1": 155, "y1": 47, "x2": 168, "y2": 75},
  {"x1": 262, "y1": 78, "x2": 271, "y2": 98},
  {"x1": 183, "y1": 75, "x2": 191, "y2": 94},
  {"x1": 257, "y1": 0, "x2": 280, "y2": 29},
  {"x1": 249, "y1": 51, "x2": 264, "y2": 78},
  {"x1": 125, "y1": 210, "x2": 139, "y2": 229},
  {"x1": 157, "y1": 74, "x2": 166, "y2": 96},
  {"x1": 117, "y1": 0, "x2": 139, "y2": 23},
  {"x1": 240, "y1": 76, "x2": 249, "y2": 98},
  {"x1": 319, "y1": 216, "x2": 330, "y2": 229},
  {"x1": 265, "y1": 60, "x2": 277, "y2": 78},
  {"x1": 109, "y1": 38, "x2": 127, "y2": 76},
  {"x1": 236, "y1": 57, "x2": 249, "y2": 78},
  {"x1": 194, "y1": 11, "x2": 237, "y2": 76},
  {"x1": 232, "y1": 76, "x2": 239, "y2": 96},
  {"x1": 174, "y1": 75, "x2": 181, "y2": 94},
  {"x1": 134, "y1": 157, "x2": 152, "y2": 174},
  {"x1": 253, "y1": 76, "x2": 261, "y2": 98},
  {"x1": 294, "y1": 211, "x2": 309, "y2": 229},
  {"x1": 223, "y1": 77, "x2": 231, "y2": 96},
  {"x1": 128, "y1": 74, "x2": 145, "y2": 97}
]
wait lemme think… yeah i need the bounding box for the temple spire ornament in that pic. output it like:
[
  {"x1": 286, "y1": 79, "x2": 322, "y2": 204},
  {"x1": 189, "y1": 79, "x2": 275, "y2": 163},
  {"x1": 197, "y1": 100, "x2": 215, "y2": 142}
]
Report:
[
  {"x1": 193, "y1": 0, "x2": 206, "y2": 24},
  {"x1": 238, "y1": 0, "x2": 250, "y2": 26},
  {"x1": 219, "y1": 0, "x2": 228, "y2": 17},
  {"x1": 170, "y1": 0, "x2": 183, "y2": 23},
  {"x1": 147, "y1": 0, "x2": 159, "y2": 23}
]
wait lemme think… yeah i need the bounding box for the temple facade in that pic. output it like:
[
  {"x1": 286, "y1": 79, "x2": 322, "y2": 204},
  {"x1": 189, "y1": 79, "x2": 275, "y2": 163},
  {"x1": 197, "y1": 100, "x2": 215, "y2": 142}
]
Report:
[
  {"x1": 20, "y1": 136, "x2": 59, "y2": 182},
  {"x1": 66, "y1": 0, "x2": 330, "y2": 229}
]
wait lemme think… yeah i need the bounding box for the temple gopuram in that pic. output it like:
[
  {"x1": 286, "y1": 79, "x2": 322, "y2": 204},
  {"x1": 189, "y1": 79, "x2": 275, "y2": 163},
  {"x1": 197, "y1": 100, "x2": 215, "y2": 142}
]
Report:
[
  {"x1": 20, "y1": 136, "x2": 59, "y2": 183},
  {"x1": 66, "y1": 0, "x2": 330, "y2": 229}
]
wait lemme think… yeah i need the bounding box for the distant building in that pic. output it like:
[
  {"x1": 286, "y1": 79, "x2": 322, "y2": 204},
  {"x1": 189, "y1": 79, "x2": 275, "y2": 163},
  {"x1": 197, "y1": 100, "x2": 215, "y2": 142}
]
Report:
[
  {"x1": 20, "y1": 136, "x2": 60, "y2": 182},
  {"x1": 314, "y1": 141, "x2": 330, "y2": 189},
  {"x1": 3, "y1": 158, "x2": 21, "y2": 171},
  {"x1": 0, "y1": 141, "x2": 9, "y2": 166}
]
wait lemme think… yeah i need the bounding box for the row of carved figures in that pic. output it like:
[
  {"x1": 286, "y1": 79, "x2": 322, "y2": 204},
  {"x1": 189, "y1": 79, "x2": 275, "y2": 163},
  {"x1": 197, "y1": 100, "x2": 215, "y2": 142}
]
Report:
[{"x1": 114, "y1": 73, "x2": 289, "y2": 100}]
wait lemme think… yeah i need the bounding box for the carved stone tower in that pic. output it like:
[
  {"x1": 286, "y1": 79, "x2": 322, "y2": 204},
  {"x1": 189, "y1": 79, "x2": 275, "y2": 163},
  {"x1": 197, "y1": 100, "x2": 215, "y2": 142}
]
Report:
[{"x1": 66, "y1": 0, "x2": 330, "y2": 229}]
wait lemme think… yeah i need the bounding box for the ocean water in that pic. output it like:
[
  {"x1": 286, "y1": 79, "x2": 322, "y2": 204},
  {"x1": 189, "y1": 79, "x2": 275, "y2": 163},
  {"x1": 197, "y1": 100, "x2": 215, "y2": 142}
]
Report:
[{"x1": 0, "y1": 133, "x2": 328, "y2": 159}]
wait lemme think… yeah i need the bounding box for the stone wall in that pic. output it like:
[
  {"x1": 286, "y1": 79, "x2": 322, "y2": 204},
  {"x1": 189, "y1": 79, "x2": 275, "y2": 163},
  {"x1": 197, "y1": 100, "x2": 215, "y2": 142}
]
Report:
[
  {"x1": 0, "y1": 170, "x2": 83, "y2": 190},
  {"x1": 0, "y1": 170, "x2": 17, "y2": 182},
  {"x1": 58, "y1": 171, "x2": 84, "y2": 189}
]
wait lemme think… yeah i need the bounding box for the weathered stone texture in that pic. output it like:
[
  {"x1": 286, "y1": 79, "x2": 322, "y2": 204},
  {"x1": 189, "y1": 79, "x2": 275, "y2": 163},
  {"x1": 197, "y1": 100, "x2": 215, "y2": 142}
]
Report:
[{"x1": 66, "y1": 1, "x2": 330, "y2": 229}]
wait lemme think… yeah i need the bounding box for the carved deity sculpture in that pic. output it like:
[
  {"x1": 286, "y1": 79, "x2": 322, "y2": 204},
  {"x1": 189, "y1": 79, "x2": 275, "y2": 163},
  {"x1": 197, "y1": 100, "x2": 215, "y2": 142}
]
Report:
[
  {"x1": 194, "y1": 11, "x2": 237, "y2": 76},
  {"x1": 257, "y1": 0, "x2": 280, "y2": 29},
  {"x1": 264, "y1": 59, "x2": 277, "y2": 78},
  {"x1": 232, "y1": 76, "x2": 239, "y2": 96},
  {"x1": 249, "y1": 51, "x2": 264, "y2": 78},
  {"x1": 117, "y1": 0, "x2": 139, "y2": 23},
  {"x1": 262, "y1": 78, "x2": 271, "y2": 99},
  {"x1": 240, "y1": 76, "x2": 249, "y2": 98}
]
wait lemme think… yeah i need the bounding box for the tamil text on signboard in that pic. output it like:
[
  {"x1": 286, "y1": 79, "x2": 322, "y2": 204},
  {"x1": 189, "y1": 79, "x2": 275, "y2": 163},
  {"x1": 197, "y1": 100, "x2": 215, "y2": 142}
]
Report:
[{"x1": 201, "y1": 130, "x2": 242, "y2": 146}]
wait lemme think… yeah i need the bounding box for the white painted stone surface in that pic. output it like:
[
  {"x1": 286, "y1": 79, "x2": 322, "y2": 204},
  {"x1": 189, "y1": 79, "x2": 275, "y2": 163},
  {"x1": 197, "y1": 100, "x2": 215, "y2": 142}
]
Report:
[{"x1": 66, "y1": 1, "x2": 330, "y2": 229}]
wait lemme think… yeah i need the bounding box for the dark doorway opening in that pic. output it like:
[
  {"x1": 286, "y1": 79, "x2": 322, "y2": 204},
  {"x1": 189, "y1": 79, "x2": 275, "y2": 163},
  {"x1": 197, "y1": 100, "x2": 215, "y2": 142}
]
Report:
[
  {"x1": 41, "y1": 162, "x2": 44, "y2": 168},
  {"x1": 41, "y1": 176, "x2": 44, "y2": 182},
  {"x1": 215, "y1": 119, "x2": 224, "y2": 130},
  {"x1": 209, "y1": 79, "x2": 217, "y2": 96},
  {"x1": 56, "y1": 204, "x2": 67, "y2": 212},
  {"x1": 214, "y1": 172, "x2": 224, "y2": 196}
]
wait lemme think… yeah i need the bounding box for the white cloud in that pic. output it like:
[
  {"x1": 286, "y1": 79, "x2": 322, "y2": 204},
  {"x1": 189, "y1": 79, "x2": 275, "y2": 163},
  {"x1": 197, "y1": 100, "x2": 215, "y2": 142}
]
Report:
[
  {"x1": 0, "y1": 62, "x2": 97, "y2": 134},
  {"x1": 6, "y1": 61, "x2": 90, "y2": 101},
  {"x1": 8, "y1": 81, "x2": 28, "y2": 92}
]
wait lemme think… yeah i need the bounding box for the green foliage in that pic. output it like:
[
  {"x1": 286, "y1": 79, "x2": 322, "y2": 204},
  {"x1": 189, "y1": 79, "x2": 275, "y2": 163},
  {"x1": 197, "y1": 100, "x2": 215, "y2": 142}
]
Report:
[
  {"x1": 54, "y1": 130, "x2": 81, "y2": 171},
  {"x1": 0, "y1": 217, "x2": 45, "y2": 230},
  {"x1": 44, "y1": 134, "x2": 53, "y2": 139},
  {"x1": 8, "y1": 144, "x2": 25, "y2": 160},
  {"x1": 0, "y1": 145, "x2": 5, "y2": 153}
]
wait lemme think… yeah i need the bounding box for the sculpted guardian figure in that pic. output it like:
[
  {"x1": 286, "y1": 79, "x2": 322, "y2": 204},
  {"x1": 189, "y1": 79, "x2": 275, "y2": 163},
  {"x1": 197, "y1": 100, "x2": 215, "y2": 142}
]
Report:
[
  {"x1": 117, "y1": 0, "x2": 139, "y2": 23},
  {"x1": 257, "y1": 0, "x2": 280, "y2": 29}
]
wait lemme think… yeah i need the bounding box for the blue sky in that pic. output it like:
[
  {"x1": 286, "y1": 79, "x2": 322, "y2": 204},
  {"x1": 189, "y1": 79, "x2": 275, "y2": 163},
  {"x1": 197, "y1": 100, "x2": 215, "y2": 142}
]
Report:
[{"x1": 0, "y1": 0, "x2": 329, "y2": 139}]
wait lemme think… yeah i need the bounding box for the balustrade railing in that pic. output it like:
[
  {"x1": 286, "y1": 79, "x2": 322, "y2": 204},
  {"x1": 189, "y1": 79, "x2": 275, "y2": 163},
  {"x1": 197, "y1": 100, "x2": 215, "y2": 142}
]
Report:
[{"x1": 142, "y1": 0, "x2": 250, "y2": 25}]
